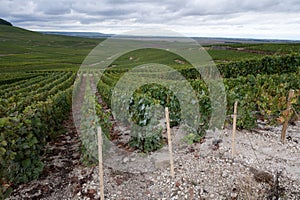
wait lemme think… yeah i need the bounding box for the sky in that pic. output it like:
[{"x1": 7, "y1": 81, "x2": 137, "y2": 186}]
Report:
[{"x1": 1, "y1": 0, "x2": 300, "y2": 40}]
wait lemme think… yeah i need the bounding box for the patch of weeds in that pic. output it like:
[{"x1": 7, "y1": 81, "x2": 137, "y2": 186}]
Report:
[
  {"x1": 183, "y1": 133, "x2": 202, "y2": 145},
  {"x1": 182, "y1": 126, "x2": 206, "y2": 144},
  {"x1": 80, "y1": 145, "x2": 97, "y2": 166},
  {"x1": 129, "y1": 126, "x2": 164, "y2": 153}
]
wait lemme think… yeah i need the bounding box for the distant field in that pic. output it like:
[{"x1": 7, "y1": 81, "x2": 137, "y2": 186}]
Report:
[
  {"x1": 205, "y1": 43, "x2": 300, "y2": 63},
  {"x1": 227, "y1": 43, "x2": 300, "y2": 54},
  {"x1": 1, "y1": 25, "x2": 300, "y2": 73},
  {"x1": 206, "y1": 49, "x2": 264, "y2": 63},
  {"x1": 0, "y1": 26, "x2": 102, "y2": 72}
]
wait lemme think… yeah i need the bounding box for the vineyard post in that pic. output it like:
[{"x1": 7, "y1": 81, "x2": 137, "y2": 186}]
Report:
[
  {"x1": 281, "y1": 89, "x2": 295, "y2": 144},
  {"x1": 165, "y1": 107, "x2": 175, "y2": 178},
  {"x1": 231, "y1": 101, "x2": 238, "y2": 157},
  {"x1": 97, "y1": 127, "x2": 105, "y2": 200}
]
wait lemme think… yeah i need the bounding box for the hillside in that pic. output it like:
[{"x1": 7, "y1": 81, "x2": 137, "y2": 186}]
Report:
[
  {"x1": 40, "y1": 31, "x2": 113, "y2": 38},
  {"x1": 0, "y1": 18, "x2": 12, "y2": 26},
  {"x1": 0, "y1": 25, "x2": 103, "y2": 72},
  {"x1": 1, "y1": 25, "x2": 300, "y2": 72}
]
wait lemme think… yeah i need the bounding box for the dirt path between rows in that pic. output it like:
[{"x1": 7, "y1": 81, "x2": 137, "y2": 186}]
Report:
[{"x1": 7, "y1": 118, "x2": 299, "y2": 200}]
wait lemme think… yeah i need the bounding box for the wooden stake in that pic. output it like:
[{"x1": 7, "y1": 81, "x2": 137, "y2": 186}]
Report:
[
  {"x1": 281, "y1": 90, "x2": 295, "y2": 144},
  {"x1": 165, "y1": 107, "x2": 175, "y2": 178},
  {"x1": 97, "y1": 127, "x2": 105, "y2": 200},
  {"x1": 231, "y1": 101, "x2": 238, "y2": 157}
]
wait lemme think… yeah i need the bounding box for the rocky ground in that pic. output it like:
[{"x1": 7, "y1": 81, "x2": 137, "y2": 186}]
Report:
[{"x1": 6, "y1": 116, "x2": 300, "y2": 200}]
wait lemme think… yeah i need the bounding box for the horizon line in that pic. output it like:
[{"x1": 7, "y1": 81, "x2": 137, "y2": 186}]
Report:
[{"x1": 37, "y1": 30, "x2": 300, "y2": 42}]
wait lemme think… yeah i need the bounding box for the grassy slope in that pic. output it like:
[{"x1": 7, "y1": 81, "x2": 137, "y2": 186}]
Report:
[
  {"x1": 109, "y1": 48, "x2": 192, "y2": 71},
  {"x1": 84, "y1": 43, "x2": 300, "y2": 71},
  {"x1": 206, "y1": 49, "x2": 264, "y2": 63},
  {"x1": 1, "y1": 25, "x2": 299, "y2": 73},
  {"x1": 0, "y1": 26, "x2": 103, "y2": 72}
]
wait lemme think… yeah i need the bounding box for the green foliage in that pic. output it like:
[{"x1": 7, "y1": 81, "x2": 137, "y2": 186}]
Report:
[
  {"x1": 223, "y1": 53, "x2": 300, "y2": 77},
  {"x1": 98, "y1": 62, "x2": 299, "y2": 134},
  {"x1": 78, "y1": 76, "x2": 98, "y2": 164},
  {"x1": 0, "y1": 72, "x2": 74, "y2": 197},
  {"x1": 0, "y1": 72, "x2": 75, "y2": 116},
  {"x1": 207, "y1": 49, "x2": 263, "y2": 62},
  {"x1": 95, "y1": 99, "x2": 112, "y2": 139},
  {"x1": 225, "y1": 70, "x2": 300, "y2": 128},
  {"x1": 97, "y1": 80, "x2": 112, "y2": 107},
  {"x1": 207, "y1": 43, "x2": 300, "y2": 54},
  {"x1": 0, "y1": 72, "x2": 41, "y2": 85},
  {"x1": 129, "y1": 126, "x2": 164, "y2": 153},
  {"x1": 179, "y1": 53, "x2": 300, "y2": 79},
  {"x1": 129, "y1": 84, "x2": 181, "y2": 127},
  {"x1": 228, "y1": 43, "x2": 300, "y2": 54},
  {"x1": 183, "y1": 133, "x2": 202, "y2": 145}
]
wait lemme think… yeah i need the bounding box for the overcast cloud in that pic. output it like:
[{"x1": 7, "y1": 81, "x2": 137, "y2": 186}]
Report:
[{"x1": 1, "y1": 0, "x2": 300, "y2": 39}]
